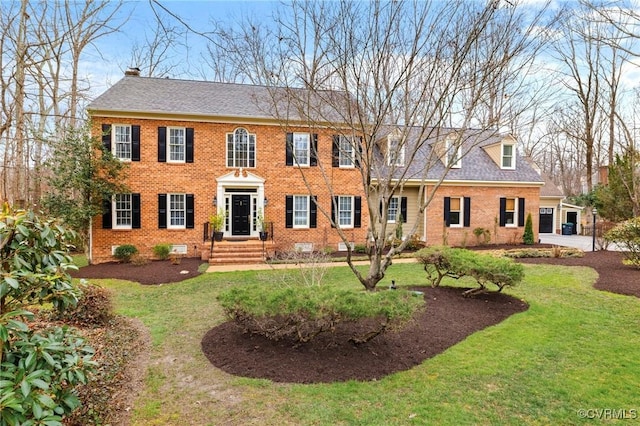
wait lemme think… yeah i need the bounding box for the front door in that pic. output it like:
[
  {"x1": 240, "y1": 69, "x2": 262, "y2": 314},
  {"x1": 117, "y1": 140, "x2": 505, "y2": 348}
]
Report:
[{"x1": 231, "y1": 194, "x2": 251, "y2": 236}]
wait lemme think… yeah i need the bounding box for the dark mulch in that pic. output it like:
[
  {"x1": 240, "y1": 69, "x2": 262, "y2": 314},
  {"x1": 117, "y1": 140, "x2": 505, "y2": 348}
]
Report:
[
  {"x1": 70, "y1": 257, "x2": 203, "y2": 285},
  {"x1": 72, "y1": 248, "x2": 639, "y2": 384}
]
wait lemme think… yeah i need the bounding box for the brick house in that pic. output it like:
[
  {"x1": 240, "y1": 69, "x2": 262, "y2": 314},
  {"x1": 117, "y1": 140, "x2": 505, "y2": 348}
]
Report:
[{"x1": 87, "y1": 73, "x2": 544, "y2": 264}]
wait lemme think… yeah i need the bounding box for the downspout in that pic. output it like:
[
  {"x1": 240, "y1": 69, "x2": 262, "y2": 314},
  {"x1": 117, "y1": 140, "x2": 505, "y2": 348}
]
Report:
[{"x1": 88, "y1": 216, "x2": 93, "y2": 264}]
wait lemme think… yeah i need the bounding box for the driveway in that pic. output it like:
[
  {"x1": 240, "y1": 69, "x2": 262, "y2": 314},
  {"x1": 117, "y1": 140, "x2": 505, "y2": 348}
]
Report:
[{"x1": 539, "y1": 234, "x2": 622, "y2": 251}]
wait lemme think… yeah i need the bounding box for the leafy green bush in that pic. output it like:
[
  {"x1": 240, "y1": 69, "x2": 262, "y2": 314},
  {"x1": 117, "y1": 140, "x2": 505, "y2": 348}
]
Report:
[
  {"x1": 605, "y1": 217, "x2": 640, "y2": 268},
  {"x1": 415, "y1": 246, "x2": 524, "y2": 295},
  {"x1": 153, "y1": 243, "x2": 172, "y2": 260},
  {"x1": 523, "y1": 213, "x2": 534, "y2": 245},
  {"x1": 218, "y1": 284, "x2": 424, "y2": 344},
  {"x1": 113, "y1": 244, "x2": 138, "y2": 262},
  {"x1": 0, "y1": 205, "x2": 96, "y2": 424},
  {"x1": 353, "y1": 244, "x2": 368, "y2": 254},
  {"x1": 49, "y1": 281, "x2": 114, "y2": 327},
  {"x1": 473, "y1": 227, "x2": 491, "y2": 245}
]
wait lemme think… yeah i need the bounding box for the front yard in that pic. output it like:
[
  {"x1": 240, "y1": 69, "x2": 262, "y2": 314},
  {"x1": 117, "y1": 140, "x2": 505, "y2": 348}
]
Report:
[{"x1": 82, "y1": 259, "x2": 640, "y2": 425}]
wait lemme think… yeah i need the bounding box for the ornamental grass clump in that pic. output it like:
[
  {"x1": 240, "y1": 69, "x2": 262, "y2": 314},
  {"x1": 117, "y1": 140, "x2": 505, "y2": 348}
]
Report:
[{"x1": 218, "y1": 284, "x2": 424, "y2": 345}]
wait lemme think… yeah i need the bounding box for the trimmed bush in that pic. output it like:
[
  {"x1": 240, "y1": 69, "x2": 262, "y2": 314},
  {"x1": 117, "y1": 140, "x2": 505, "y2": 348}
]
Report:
[
  {"x1": 605, "y1": 217, "x2": 640, "y2": 268},
  {"x1": 113, "y1": 244, "x2": 138, "y2": 262},
  {"x1": 153, "y1": 243, "x2": 172, "y2": 260},
  {"x1": 415, "y1": 246, "x2": 524, "y2": 296},
  {"x1": 523, "y1": 213, "x2": 534, "y2": 245},
  {"x1": 218, "y1": 284, "x2": 424, "y2": 344}
]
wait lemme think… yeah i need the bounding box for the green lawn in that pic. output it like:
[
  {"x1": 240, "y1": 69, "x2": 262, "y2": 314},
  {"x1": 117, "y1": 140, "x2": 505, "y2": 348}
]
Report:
[{"x1": 89, "y1": 262, "x2": 640, "y2": 425}]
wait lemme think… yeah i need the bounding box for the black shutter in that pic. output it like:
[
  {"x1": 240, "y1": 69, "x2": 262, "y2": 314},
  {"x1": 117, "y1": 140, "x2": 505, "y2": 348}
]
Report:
[
  {"x1": 158, "y1": 127, "x2": 167, "y2": 162},
  {"x1": 444, "y1": 197, "x2": 451, "y2": 227},
  {"x1": 102, "y1": 124, "x2": 111, "y2": 152},
  {"x1": 355, "y1": 136, "x2": 362, "y2": 168},
  {"x1": 400, "y1": 197, "x2": 407, "y2": 223},
  {"x1": 285, "y1": 195, "x2": 293, "y2": 228},
  {"x1": 102, "y1": 198, "x2": 112, "y2": 229},
  {"x1": 132, "y1": 193, "x2": 141, "y2": 229},
  {"x1": 186, "y1": 194, "x2": 195, "y2": 228},
  {"x1": 499, "y1": 197, "x2": 507, "y2": 227},
  {"x1": 463, "y1": 197, "x2": 471, "y2": 228},
  {"x1": 286, "y1": 133, "x2": 294, "y2": 166},
  {"x1": 310, "y1": 195, "x2": 317, "y2": 228},
  {"x1": 186, "y1": 128, "x2": 194, "y2": 163},
  {"x1": 158, "y1": 194, "x2": 167, "y2": 229},
  {"x1": 131, "y1": 125, "x2": 141, "y2": 161},
  {"x1": 354, "y1": 196, "x2": 362, "y2": 228},
  {"x1": 331, "y1": 196, "x2": 337, "y2": 228},
  {"x1": 518, "y1": 198, "x2": 526, "y2": 227},
  {"x1": 310, "y1": 134, "x2": 318, "y2": 166},
  {"x1": 332, "y1": 135, "x2": 340, "y2": 167}
]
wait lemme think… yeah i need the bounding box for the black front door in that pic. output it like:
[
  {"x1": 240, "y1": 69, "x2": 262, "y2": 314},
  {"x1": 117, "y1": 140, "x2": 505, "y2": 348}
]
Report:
[
  {"x1": 539, "y1": 208, "x2": 554, "y2": 233},
  {"x1": 231, "y1": 195, "x2": 251, "y2": 236}
]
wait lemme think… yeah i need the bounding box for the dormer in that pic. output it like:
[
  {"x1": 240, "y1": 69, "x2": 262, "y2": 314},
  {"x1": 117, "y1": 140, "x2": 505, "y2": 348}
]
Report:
[
  {"x1": 385, "y1": 129, "x2": 405, "y2": 167},
  {"x1": 443, "y1": 132, "x2": 462, "y2": 168},
  {"x1": 483, "y1": 135, "x2": 517, "y2": 170}
]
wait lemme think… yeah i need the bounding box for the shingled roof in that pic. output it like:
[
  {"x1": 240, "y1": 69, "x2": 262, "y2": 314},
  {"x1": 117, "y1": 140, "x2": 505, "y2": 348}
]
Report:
[{"x1": 87, "y1": 76, "x2": 347, "y2": 123}]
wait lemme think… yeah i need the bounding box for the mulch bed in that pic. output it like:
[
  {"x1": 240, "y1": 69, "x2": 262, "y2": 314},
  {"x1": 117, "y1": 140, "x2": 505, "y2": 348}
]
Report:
[{"x1": 72, "y1": 249, "x2": 638, "y2": 384}]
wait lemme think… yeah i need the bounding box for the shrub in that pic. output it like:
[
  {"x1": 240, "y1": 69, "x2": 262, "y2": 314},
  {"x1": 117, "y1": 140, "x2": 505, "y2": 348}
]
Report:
[
  {"x1": 113, "y1": 244, "x2": 138, "y2": 262},
  {"x1": 353, "y1": 244, "x2": 368, "y2": 254},
  {"x1": 523, "y1": 213, "x2": 534, "y2": 245},
  {"x1": 605, "y1": 217, "x2": 640, "y2": 268},
  {"x1": 50, "y1": 281, "x2": 114, "y2": 327},
  {"x1": 218, "y1": 284, "x2": 424, "y2": 344},
  {"x1": 153, "y1": 243, "x2": 172, "y2": 260},
  {"x1": 415, "y1": 246, "x2": 524, "y2": 296},
  {"x1": 473, "y1": 227, "x2": 491, "y2": 245}
]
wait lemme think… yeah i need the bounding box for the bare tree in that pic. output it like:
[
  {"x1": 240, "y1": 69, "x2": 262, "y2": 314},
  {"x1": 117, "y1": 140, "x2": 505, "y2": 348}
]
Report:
[{"x1": 202, "y1": 0, "x2": 552, "y2": 290}]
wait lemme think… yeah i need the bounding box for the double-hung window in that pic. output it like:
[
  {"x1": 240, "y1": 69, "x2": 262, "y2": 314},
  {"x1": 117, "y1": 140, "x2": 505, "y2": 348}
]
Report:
[
  {"x1": 387, "y1": 197, "x2": 399, "y2": 223},
  {"x1": 293, "y1": 133, "x2": 310, "y2": 166},
  {"x1": 168, "y1": 194, "x2": 186, "y2": 228},
  {"x1": 114, "y1": 194, "x2": 132, "y2": 229},
  {"x1": 502, "y1": 144, "x2": 515, "y2": 169},
  {"x1": 168, "y1": 127, "x2": 185, "y2": 162},
  {"x1": 227, "y1": 128, "x2": 256, "y2": 168},
  {"x1": 114, "y1": 125, "x2": 132, "y2": 160},
  {"x1": 387, "y1": 137, "x2": 405, "y2": 166},
  {"x1": 338, "y1": 196, "x2": 353, "y2": 227},
  {"x1": 504, "y1": 197, "x2": 516, "y2": 226},
  {"x1": 339, "y1": 136, "x2": 354, "y2": 167},
  {"x1": 448, "y1": 197, "x2": 462, "y2": 227},
  {"x1": 293, "y1": 195, "x2": 309, "y2": 228}
]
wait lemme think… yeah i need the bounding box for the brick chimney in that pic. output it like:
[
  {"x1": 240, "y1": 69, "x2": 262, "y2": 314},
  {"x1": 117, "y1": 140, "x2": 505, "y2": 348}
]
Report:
[{"x1": 125, "y1": 67, "x2": 141, "y2": 77}]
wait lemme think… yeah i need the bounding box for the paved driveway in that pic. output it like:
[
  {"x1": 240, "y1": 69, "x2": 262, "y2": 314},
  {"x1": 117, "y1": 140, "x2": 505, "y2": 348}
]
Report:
[{"x1": 539, "y1": 234, "x2": 622, "y2": 251}]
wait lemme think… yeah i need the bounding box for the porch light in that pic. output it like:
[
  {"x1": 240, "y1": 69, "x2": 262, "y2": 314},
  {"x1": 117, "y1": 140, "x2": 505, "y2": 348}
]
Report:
[
  {"x1": 592, "y1": 207, "x2": 597, "y2": 252},
  {"x1": 264, "y1": 197, "x2": 268, "y2": 206},
  {"x1": 212, "y1": 196, "x2": 217, "y2": 207}
]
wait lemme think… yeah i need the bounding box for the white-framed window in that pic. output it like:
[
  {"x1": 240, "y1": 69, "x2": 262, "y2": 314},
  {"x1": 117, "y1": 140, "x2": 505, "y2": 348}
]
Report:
[
  {"x1": 113, "y1": 193, "x2": 132, "y2": 229},
  {"x1": 445, "y1": 136, "x2": 462, "y2": 168},
  {"x1": 449, "y1": 197, "x2": 463, "y2": 227},
  {"x1": 293, "y1": 133, "x2": 310, "y2": 166},
  {"x1": 504, "y1": 197, "x2": 516, "y2": 226},
  {"x1": 169, "y1": 194, "x2": 186, "y2": 229},
  {"x1": 338, "y1": 196, "x2": 354, "y2": 228},
  {"x1": 387, "y1": 197, "x2": 400, "y2": 223},
  {"x1": 502, "y1": 144, "x2": 515, "y2": 169},
  {"x1": 387, "y1": 137, "x2": 405, "y2": 166},
  {"x1": 339, "y1": 136, "x2": 354, "y2": 167},
  {"x1": 227, "y1": 128, "x2": 256, "y2": 168},
  {"x1": 168, "y1": 127, "x2": 185, "y2": 162},
  {"x1": 114, "y1": 125, "x2": 132, "y2": 160},
  {"x1": 293, "y1": 195, "x2": 310, "y2": 228}
]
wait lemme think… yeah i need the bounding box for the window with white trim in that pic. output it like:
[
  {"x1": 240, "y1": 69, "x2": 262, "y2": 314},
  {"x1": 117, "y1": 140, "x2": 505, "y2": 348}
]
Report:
[
  {"x1": 293, "y1": 133, "x2": 310, "y2": 166},
  {"x1": 387, "y1": 197, "x2": 399, "y2": 223},
  {"x1": 113, "y1": 193, "x2": 132, "y2": 229},
  {"x1": 168, "y1": 127, "x2": 185, "y2": 162},
  {"x1": 227, "y1": 128, "x2": 256, "y2": 168},
  {"x1": 502, "y1": 144, "x2": 515, "y2": 169},
  {"x1": 449, "y1": 197, "x2": 462, "y2": 227},
  {"x1": 445, "y1": 136, "x2": 462, "y2": 168},
  {"x1": 169, "y1": 194, "x2": 186, "y2": 228},
  {"x1": 339, "y1": 136, "x2": 354, "y2": 167},
  {"x1": 114, "y1": 125, "x2": 132, "y2": 160},
  {"x1": 387, "y1": 137, "x2": 405, "y2": 166},
  {"x1": 504, "y1": 197, "x2": 516, "y2": 226},
  {"x1": 293, "y1": 195, "x2": 309, "y2": 228},
  {"x1": 338, "y1": 196, "x2": 353, "y2": 227}
]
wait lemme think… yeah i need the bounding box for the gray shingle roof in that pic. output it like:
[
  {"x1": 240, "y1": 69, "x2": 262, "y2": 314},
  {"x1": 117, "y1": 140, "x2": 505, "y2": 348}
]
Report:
[
  {"x1": 375, "y1": 126, "x2": 544, "y2": 184},
  {"x1": 87, "y1": 76, "x2": 345, "y2": 123}
]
